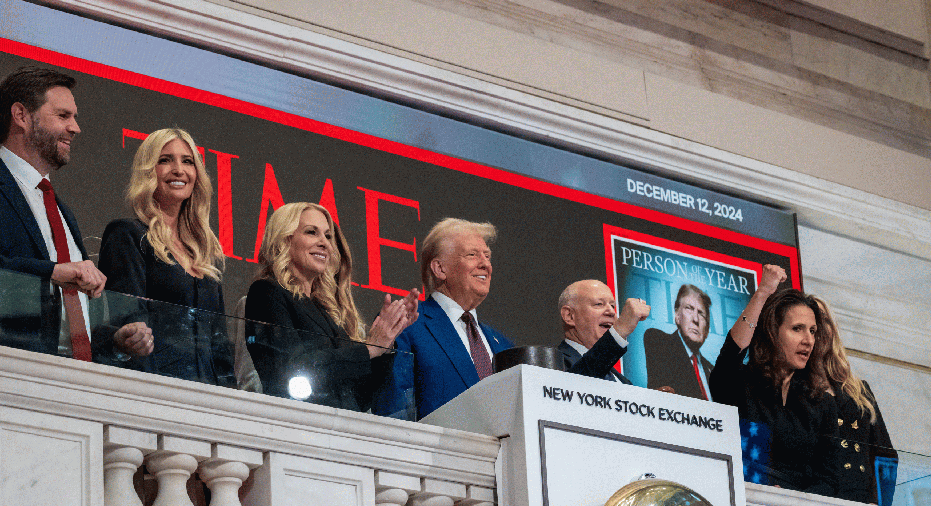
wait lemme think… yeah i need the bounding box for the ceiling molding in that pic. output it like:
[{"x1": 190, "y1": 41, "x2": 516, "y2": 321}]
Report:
[
  {"x1": 751, "y1": 0, "x2": 926, "y2": 58},
  {"x1": 34, "y1": 0, "x2": 931, "y2": 261}
]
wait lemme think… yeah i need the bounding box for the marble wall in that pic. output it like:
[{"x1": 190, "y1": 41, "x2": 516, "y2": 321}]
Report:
[
  {"x1": 805, "y1": 0, "x2": 929, "y2": 41},
  {"x1": 211, "y1": 0, "x2": 931, "y2": 211}
]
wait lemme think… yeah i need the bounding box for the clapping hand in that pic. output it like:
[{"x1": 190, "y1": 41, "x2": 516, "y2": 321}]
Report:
[{"x1": 367, "y1": 288, "x2": 421, "y2": 358}]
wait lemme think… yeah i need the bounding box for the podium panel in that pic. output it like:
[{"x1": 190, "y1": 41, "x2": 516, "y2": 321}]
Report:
[{"x1": 423, "y1": 365, "x2": 745, "y2": 506}]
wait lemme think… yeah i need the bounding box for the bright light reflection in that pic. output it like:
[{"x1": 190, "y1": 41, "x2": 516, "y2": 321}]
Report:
[{"x1": 288, "y1": 376, "x2": 313, "y2": 400}]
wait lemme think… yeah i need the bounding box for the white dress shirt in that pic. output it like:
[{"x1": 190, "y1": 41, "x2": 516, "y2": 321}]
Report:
[
  {"x1": 1, "y1": 146, "x2": 91, "y2": 352},
  {"x1": 430, "y1": 291, "x2": 493, "y2": 362}
]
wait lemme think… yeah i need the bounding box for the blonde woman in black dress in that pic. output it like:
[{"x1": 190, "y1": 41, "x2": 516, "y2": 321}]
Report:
[
  {"x1": 245, "y1": 202, "x2": 418, "y2": 410},
  {"x1": 99, "y1": 128, "x2": 234, "y2": 386},
  {"x1": 816, "y1": 296, "x2": 896, "y2": 505}
]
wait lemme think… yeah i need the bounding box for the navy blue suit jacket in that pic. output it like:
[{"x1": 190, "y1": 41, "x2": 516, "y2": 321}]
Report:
[
  {"x1": 0, "y1": 158, "x2": 88, "y2": 355},
  {"x1": 558, "y1": 333, "x2": 632, "y2": 384},
  {"x1": 374, "y1": 296, "x2": 513, "y2": 420}
]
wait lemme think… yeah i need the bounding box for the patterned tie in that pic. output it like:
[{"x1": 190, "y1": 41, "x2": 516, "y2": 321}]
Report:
[
  {"x1": 461, "y1": 311, "x2": 493, "y2": 379},
  {"x1": 37, "y1": 179, "x2": 92, "y2": 361},
  {"x1": 691, "y1": 353, "x2": 709, "y2": 400}
]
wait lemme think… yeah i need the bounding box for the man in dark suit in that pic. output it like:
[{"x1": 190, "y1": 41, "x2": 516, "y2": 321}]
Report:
[
  {"x1": 557, "y1": 279, "x2": 650, "y2": 384},
  {"x1": 643, "y1": 284, "x2": 713, "y2": 400},
  {"x1": 375, "y1": 218, "x2": 511, "y2": 420},
  {"x1": 0, "y1": 66, "x2": 151, "y2": 359}
]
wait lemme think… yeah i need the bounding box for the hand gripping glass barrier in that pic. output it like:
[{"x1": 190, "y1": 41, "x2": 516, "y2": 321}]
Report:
[{"x1": 0, "y1": 266, "x2": 415, "y2": 420}]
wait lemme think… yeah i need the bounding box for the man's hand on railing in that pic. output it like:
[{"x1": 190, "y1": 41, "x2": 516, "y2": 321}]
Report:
[{"x1": 52, "y1": 260, "x2": 107, "y2": 298}]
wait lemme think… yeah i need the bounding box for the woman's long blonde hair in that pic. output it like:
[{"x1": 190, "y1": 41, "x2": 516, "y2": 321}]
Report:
[
  {"x1": 815, "y1": 296, "x2": 877, "y2": 423},
  {"x1": 257, "y1": 203, "x2": 364, "y2": 342},
  {"x1": 126, "y1": 128, "x2": 224, "y2": 280}
]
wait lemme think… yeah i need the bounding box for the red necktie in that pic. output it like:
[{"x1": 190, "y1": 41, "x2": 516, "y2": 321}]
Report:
[
  {"x1": 461, "y1": 311, "x2": 493, "y2": 379},
  {"x1": 37, "y1": 179, "x2": 92, "y2": 361},
  {"x1": 691, "y1": 354, "x2": 708, "y2": 400}
]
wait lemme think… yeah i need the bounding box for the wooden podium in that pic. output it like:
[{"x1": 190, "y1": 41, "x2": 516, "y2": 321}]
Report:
[{"x1": 422, "y1": 365, "x2": 745, "y2": 506}]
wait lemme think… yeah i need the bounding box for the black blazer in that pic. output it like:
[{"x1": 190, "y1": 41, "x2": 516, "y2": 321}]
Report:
[
  {"x1": 832, "y1": 380, "x2": 897, "y2": 506},
  {"x1": 710, "y1": 333, "x2": 839, "y2": 496},
  {"x1": 644, "y1": 327, "x2": 713, "y2": 399},
  {"x1": 98, "y1": 218, "x2": 235, "y2": 387},
  {"x1": 244, "y1": 278, "x2": 391, "y2": 411},
  {"x1": 0, "y1": 159, "x2": 89, "y2": 356},
  {"x1": 558, "y1": 331, "x2": 632, "y2": 384}
]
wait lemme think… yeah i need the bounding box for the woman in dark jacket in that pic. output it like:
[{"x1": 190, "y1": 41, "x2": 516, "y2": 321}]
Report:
[
  {"x1": 244, "y1": 202, "x2": 418, "y2": 411},
  {"x1": 710, "y1": 265, "x2": 839, "y2": 496},
  {"x1": 816, "y1": 296, "x2": 897, "y2": 506},
  {"x1": 99, "y1": 128, "x2": 234, "y2": 387}
]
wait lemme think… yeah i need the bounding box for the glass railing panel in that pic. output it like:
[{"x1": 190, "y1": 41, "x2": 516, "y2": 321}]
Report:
[
  {"x1": 738, "y1": 413, "x2": 930, "y2": 505},
  {"x1": 820, "y1": 437, "x2": 931, "y2": 506},
  {"x1": 0, "y1": 265, "x2": 50, "y2": 354},
  {"x1": 0, "y1": 267, "x2": 415, "y2": 420},
  {"x1": 888, "y1": 446, "x2": 931, "y2": 506}
]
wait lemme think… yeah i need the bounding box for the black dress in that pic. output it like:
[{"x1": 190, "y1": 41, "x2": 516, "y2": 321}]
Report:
[
  {"x1": 244, "y1": 278, "x2": 392, "y2": 411},
  {"x1": 831, "y1": 380, "x2": 897, "y2": 506},
  {"x1": 710, "y1": 333, "x2": 839, "y2": 496},
  {"x1": 98, "y1": 218, "x2": 235, "y2": 387}
]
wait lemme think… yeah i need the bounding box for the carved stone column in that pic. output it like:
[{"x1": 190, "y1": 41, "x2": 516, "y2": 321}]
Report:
[
  {"x1": 146, "y1": 451, "x2": 199, "y2": 506},
  {"x1": 374, "y1": 488, "x2": 409, "y2": 505},
  {"x1": 199, "y1": 459, "x2": 249, "y2": 506},
  {"x1": 409, "y1": 478, "x2": 467, "y2": 506},
  {"x1": 198, "y1": 444, "x2": 263, "y2": 506},
  {"x1": 104, "y1": 445, "x2": 144, "y2": 506},
  {"x1": 145, "y1": 435, "x2": 213, "y2": 506},
  {"x1": 103, "y1": 426, "x2": 158, "y2": 506},
  {"x1": 409, "y1": 496, "x2": 454, "y2": 506},
  {"x1": 455, "y1": 483, "x2": 495, "y2": 506},
  {"x1": 374, "y1": 470, "x2": 419, "y2": 506}
]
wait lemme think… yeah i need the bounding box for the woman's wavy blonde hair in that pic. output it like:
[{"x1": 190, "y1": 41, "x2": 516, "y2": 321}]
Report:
[
  {"x1": 257, "y1": 203, "x2": 364, "y2": 342},
  {"x1": 815, "y1": 296, "x2": 877, "y2": 423},
  {"x1": 126, "y1": 128, "x2": 224, "y2": 281}
]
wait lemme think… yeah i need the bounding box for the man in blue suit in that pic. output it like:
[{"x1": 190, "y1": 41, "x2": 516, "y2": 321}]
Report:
[
  {"x1": 557, "y1": 279, "x2": 650, "y2": 384},
  {"x1": 375, "y1": 218, "x2": 512, "y2": 420},
  {"x1": 0, "y1": 66, "x2": 151, "y2": 359}
]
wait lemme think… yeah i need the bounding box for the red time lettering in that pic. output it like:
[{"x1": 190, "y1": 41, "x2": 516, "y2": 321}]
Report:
[
  {"x1": 249, "y1": 163, "x2": 286, "y2": 263},
  {"x1": 357, "y1": 187, "x2": 423, "y2": 299},
  {"x1": 210, "y1": 149, "x2": 242, "y2": 260}
]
